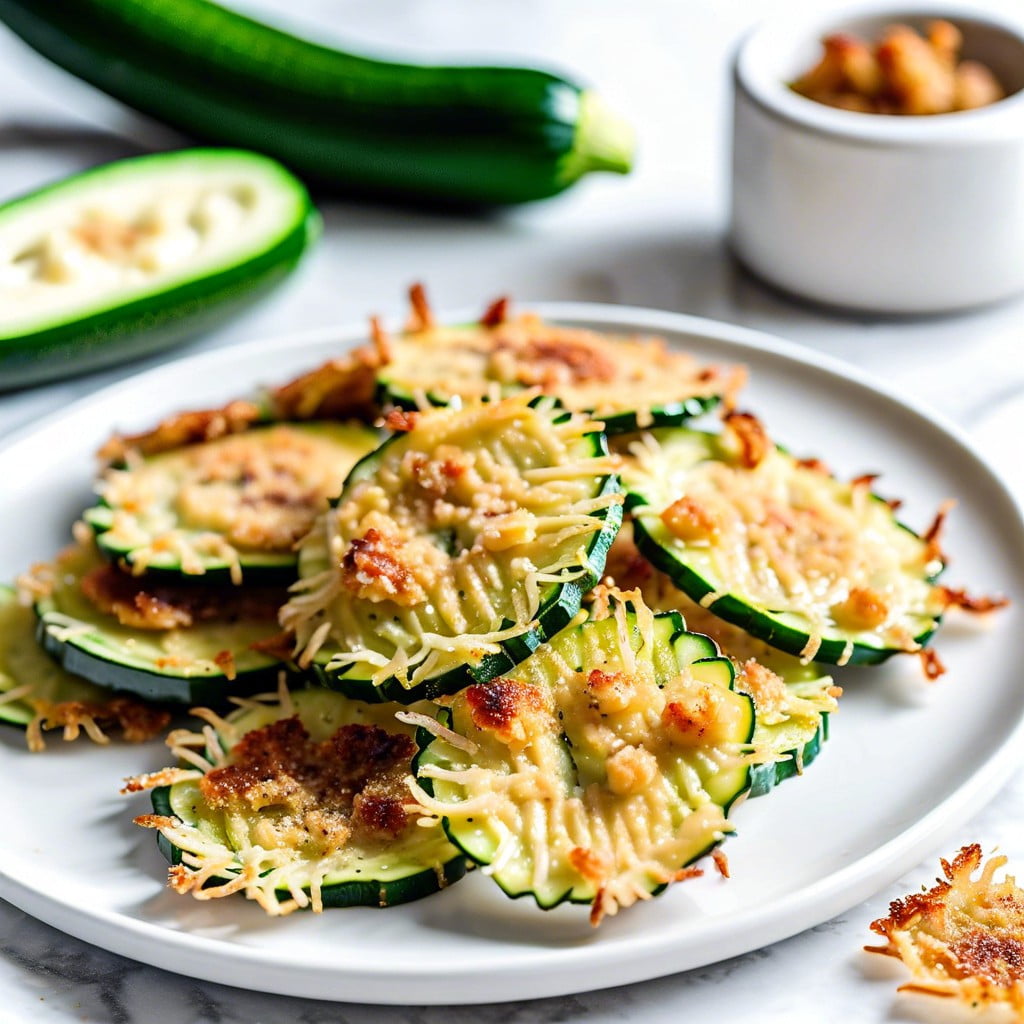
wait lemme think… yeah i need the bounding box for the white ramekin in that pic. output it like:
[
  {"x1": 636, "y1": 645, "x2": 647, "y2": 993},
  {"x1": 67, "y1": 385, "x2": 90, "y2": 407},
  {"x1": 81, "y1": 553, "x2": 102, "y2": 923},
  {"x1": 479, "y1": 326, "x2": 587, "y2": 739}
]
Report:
[{"x1": 730, "y1": 4, "x2": 1024, "y2": 314}]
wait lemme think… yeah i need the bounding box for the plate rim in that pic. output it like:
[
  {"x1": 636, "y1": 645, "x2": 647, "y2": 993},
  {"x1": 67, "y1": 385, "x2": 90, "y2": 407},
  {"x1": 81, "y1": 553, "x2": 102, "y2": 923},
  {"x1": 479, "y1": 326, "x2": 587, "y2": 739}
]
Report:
[{"x1": 2, "y1": 301, "x2": 1022, "y2": 1005}]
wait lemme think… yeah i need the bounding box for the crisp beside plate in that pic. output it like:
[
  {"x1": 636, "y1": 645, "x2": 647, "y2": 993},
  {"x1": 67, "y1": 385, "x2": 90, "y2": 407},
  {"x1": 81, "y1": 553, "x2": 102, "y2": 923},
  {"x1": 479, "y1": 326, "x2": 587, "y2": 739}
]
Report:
[{"x1": 0, "y1": 303, "x2": 1021, "y2": 1005}]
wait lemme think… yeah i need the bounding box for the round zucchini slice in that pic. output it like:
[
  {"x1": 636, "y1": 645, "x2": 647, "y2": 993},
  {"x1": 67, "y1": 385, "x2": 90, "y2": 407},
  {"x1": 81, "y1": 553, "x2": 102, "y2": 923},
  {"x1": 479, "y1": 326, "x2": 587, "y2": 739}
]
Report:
[
  {"x1": 622, "y1": 426, "x2": 947, "y2": 666},
  {"x1": 85, "y1": 422, "x2": 380, "y2": 583},
  {"x1": 410, "y1": 601, "x2": 755, "y2": 923},
  {"x1": 131, "y1": 685, "x2": 466, "y2": 914},
  {"x1": 598, "y1": 523, "x2": 838, "y2": 797},
  {"x1": 376, "y1": 293, "x2": 735, "y2": 433},
  {"x1": 33, "y1": 544, "x2": 285, "y2": 703},
  {"x1": 0, "y1": 148, "x2": 319, "y2": 389},
  {"x1": 0, "y1": 583, "x2": 169, "y2": 748},
  {"x1": 282, "y1": 395, "x2": 623, "y2": 703}
]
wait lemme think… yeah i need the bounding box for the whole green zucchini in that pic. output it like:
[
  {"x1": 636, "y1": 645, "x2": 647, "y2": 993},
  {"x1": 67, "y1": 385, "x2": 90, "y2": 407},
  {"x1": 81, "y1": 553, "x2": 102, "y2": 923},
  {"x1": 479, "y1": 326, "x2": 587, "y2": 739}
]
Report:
[{"x1": 0, "y1": 0, "x2": 635, "y2": 205}]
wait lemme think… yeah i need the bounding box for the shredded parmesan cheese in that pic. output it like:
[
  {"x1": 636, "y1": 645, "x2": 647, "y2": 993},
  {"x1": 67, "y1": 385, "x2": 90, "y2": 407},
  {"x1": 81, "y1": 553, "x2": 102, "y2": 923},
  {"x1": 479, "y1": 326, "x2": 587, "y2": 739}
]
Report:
[{"x1": 867, "y1": 845, "x2": 1024, "y2": 1013}]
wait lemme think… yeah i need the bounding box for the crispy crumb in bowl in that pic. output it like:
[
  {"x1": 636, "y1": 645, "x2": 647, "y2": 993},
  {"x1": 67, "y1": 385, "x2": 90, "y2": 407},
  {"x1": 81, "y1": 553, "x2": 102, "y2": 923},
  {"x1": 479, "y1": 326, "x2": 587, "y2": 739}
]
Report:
[{"x1": 737, "y1": 4, "x2": 1024, "y2": 140}]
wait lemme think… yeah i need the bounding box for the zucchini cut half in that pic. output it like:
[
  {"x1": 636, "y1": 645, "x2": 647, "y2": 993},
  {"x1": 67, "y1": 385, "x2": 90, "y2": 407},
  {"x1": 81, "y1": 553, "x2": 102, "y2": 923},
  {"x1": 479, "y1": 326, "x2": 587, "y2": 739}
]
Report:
[
  {"x1": 85, "y1": 422, "x2": 380, "y2": 583},
  {"x1": 33, "y1": 544, "x2": 285, "y2": 703},
  {"x1": 0, "y1": 148, "x2": 319, "y2": 389},
  {"x1": 377, "y1": 298, "x2": 736, "y2": 434},
  {"x1": 131, "y1": 685, "x2": 466, "y2": 914},
  {"x1": 410, "y1": 601, "x2": 755, "y2": 922},
  {"x1": 623, "y1": 427, "x2": 947, "y2": 666},
  {"x1": 0, "y1": 584, "x2": 169, "y2": 748},
  {"x1": 282, "y1": 395, "x2": 623, "y2": 703},
  {"x1": 597, "y1": 523, "x2": 838, "y2": 798}
]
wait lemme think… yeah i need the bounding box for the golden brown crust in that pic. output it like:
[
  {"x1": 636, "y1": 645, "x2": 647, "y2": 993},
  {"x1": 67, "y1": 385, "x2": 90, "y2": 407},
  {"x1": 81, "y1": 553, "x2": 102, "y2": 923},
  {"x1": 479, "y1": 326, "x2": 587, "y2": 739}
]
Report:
[
  {"x1": 99, "y1": 400, "x2": 264, "y2": 464},
  {"x1": 200, "y1": 716, "x2": 417, "y2": 851},
  {"x1": 722, "y1": 410, "x2": 770, "y2": 470},
  {"x1": 80, "y1": 563, "x2": 285, "y2": 630},
  {"x1": 867, "y1": 845, "x2": 1024, "y2": 1011}
]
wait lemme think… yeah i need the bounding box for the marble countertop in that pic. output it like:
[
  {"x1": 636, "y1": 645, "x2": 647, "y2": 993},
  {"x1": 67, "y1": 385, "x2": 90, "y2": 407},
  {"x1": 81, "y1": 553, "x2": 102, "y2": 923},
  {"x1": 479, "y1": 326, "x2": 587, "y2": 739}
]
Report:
[{"x1": 3, "y1": 1, "x2": 1024, "y2": 1020}]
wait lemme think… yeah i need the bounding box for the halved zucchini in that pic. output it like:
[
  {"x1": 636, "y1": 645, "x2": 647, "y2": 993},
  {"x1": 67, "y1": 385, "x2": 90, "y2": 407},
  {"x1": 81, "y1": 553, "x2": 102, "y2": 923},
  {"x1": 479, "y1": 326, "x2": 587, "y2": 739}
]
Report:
[
  {"x1": 597, "y1": 523, "x2": 838, "y2": 797},
  {"x1": 32, "y1": 544, "x2": 285, "y2": 703},
  {"x1": 376, "y1": 290, "x2": 736, "y2": 434},
  {"x1": 0, "y1": 583, "x2": 169, "y2": 748},
  {"x1": 85, "y1": 422, "x2": 379, "y2": 583},
  {"x1": 282, "y1": 395, "x2": 623, "y2": 703},
  {"x1": 622, "y1": 426, "x2": 947, "y2": 666},
  {"x1": 410, "y1": 600, "x2": 754, "y2": 922},
  {"x1": 0, "y1": 148, "x2": 319, "y2": 389},
  {"x1": 130, "y1": 684, "x2": 466, "y2": 914}
]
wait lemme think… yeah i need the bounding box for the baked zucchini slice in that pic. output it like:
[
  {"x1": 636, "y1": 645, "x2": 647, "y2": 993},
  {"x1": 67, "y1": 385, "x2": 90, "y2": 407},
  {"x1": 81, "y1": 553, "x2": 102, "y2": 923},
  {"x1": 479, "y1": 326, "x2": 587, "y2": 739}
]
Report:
[
  {"x1": 597, "y1": 524, "x2": 838, "y2": 797},
  {"x1": 129, "y1": 684, "x2": 466, "y2": 914},
  {"x1": 377, "y1": 295, "x2": 735, "y2": 434},
  {"x1": 622, "y1": 425, "x2": 947, "y2": 666},
  {"x1": 282, "y1": 395, "x2": 623, "y2": 703},
  {"x1": 0, "y1": 148, "x2": 318, "y2": 389},
  {"x1": 410, "y1": 601, "x2": 755, "y2": 923},
  {"x1": 84, "y1": 422, "x2": 379, "y2": 583},
  {"x1": 0, "y1": 584, "x2": 169, "y2": 748},
  {"x1": 31, "y1": 544, "x2": 285, "y2": 703}
]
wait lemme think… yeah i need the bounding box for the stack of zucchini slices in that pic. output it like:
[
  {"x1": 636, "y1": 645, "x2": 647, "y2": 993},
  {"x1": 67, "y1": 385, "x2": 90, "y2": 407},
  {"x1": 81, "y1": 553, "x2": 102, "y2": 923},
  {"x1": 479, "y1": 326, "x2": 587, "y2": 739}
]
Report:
[{"x1": 5, "y1": 286, "x2": 986, "y2": 923}]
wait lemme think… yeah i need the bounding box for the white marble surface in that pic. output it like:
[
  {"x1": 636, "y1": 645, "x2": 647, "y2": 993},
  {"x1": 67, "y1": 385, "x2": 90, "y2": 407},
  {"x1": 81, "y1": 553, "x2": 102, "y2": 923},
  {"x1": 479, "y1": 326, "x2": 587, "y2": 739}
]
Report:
[{"x1": 2, "y1": 1, "x2": 1024, "y2": 1020}]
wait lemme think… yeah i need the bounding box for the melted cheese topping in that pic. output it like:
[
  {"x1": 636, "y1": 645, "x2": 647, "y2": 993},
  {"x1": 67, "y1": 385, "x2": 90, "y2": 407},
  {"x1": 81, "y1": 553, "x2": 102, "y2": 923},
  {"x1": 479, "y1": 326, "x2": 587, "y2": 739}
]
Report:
[
  {"x1": 91, "y1": 423, "x2": 377, "y2": 580},
  {"x1": 282, "y1": 395, "x2": 621, "y2": 690},
  {"x1": 379, "y1": 313, "x2": 739, "y2": 423},
  {"x1": 625, "y1": 429, "x2": 945, "y2": 656},
  {"x1": 867, "y1": 845, "x2": 1024, "y2": 1012},
  {"x1": 597, "y1": 525, "x2": 839, "y2": 765},
  {"x1": 129, "y1": 684, "x2": 459, "y2": 915},
  {"x1": 409, "y1": 600, "x2": 752, "y2": 924}
]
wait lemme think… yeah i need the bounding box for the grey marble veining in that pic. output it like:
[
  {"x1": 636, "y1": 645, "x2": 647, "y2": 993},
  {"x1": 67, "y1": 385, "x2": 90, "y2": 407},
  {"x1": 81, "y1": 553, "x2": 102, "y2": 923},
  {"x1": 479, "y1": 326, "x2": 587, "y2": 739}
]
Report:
[{"x1": 3, "y1": 1, "x2": 1024, "y2": 1021}]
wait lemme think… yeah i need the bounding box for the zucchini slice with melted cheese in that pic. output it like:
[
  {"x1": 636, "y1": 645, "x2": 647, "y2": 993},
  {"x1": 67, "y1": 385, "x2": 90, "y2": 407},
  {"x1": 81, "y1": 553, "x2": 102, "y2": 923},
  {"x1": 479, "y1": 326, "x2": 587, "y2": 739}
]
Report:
[
  {"x1": 598, "y1": 523, "x2": 838, "y2": 797},
  {"x1": 85, "y1": 422, "x2": 379, "y2": 583},
  {"x1": 282, "y1": 395, "x2": 623, "y2": 703},
  {"x1": 376, "y1": 293, "x2": 734, "y2": 433},
  {"x1": 31, "y1": 544, "x2": 285, "y2": 703},
  {"x1": 622, "y1": 426, "x2": 947, "y2": 666},
  {"x1": 410, "y1": 601, "x2": 755, "y2": 923},
  {"x1": 130, "y1": 685, "x2": 465, "y2": 914},
  {"x1": 0, "y1": 584, "x2": 169, "y2": 749}
]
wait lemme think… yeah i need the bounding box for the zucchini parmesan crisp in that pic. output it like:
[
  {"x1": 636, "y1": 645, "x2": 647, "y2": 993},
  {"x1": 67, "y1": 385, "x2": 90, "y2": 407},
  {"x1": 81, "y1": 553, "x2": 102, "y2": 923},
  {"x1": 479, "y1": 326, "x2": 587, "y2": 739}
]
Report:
[
  {"x1": 623, "y1": 420, "x2": 949, "y2": 666},
  {"x1": 867, "y1": 845, "x2": 1024, "y2": 1012},
  {"x1": 409, "y1": 596, "x2": 755, "y2": 924},
  {"x1": 281, "y1": 395, "x2": 623, "y2": 702},
  {"x1": 127, "y1": 683, "x2": 465, "y2": 914}
]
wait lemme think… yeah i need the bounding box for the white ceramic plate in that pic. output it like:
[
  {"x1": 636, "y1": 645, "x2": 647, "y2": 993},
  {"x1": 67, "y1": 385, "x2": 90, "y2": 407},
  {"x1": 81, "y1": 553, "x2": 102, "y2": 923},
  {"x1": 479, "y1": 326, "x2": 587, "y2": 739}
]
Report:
[{"x1": 1, "y1": 304, "x2": 1022, "y2": 1006}]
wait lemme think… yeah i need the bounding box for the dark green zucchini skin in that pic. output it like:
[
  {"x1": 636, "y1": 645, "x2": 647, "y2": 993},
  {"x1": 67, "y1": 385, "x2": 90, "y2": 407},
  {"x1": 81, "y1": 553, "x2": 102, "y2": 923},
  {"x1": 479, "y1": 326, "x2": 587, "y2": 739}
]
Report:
[
  {"x1": 747, "y1": 714, "x2": 828, "y2": 799},
  {"x1": 34, "y1": 616, "x2": 283, "y2": 705},
  {"x1": 0, "y1": 148, "x2": 318, "y2": 391},
  {"x1": 0, "y1": 0, "x2": 634, "y2": 207}
]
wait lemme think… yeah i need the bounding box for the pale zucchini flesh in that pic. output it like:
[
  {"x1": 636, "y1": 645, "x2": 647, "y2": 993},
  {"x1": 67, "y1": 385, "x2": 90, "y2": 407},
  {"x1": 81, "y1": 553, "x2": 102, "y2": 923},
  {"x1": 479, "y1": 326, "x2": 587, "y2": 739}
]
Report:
[
  {"x1": 35, "y1": 544, "x2": 284, "y2": 703},
  {"x1": 412, "y1": 604, "x2": 754, "y2": 917},
  {"x1": 85, "y1": 421, "x2": 379, "y2": 581},
  {"x1": 282, "y1": 396, "x2": 623, "y2": 703},
  {"x1": 144, "y1": 686, "x2": 466, "y2": 912},
  {"x1": 0, "y1": 148, "x2": 319, "y2": 389},
  {"x1": 623, "y1": 428, "x2": 945, "y2": 666}
]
